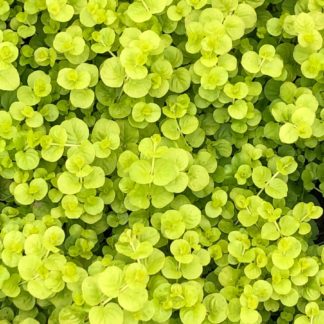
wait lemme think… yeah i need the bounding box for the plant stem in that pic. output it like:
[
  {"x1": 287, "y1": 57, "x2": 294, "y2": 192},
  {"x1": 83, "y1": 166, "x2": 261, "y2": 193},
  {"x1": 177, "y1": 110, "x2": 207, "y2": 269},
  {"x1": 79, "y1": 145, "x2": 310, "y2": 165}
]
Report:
[
  {"x1": 50, "y1": 143, "x2": 80, "y2": 147},
  {"x1": 175, "y1": 118, "x2": 189, "y2": 147},
  {"x1": 109, "y1": 50, "x2": 116, "y2": 57},
  {"x1": 102, "y1": 297, "x2": 112, "y2": 306},
  {"x1": 274, "y1": 221, "x2": 280, "y2": 234},
  {"x1": 257, "y1": 171, "x2": 280, "y2": 197},
  {"x1": 314, "y1": 187, "x2": 323, "y2": 195},
  {"x1": 117, "y1": 86, "x2": 124, "y2": 102},
  {"x1": 140, "y1": 0, "x2": 149, "y2": 12}
]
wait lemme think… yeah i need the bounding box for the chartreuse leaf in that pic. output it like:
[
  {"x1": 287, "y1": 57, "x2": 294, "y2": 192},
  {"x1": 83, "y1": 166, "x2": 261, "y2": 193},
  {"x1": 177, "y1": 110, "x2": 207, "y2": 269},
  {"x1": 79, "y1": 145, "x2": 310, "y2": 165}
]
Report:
[
  {"x1": 47, "y1": 0, "x2": 74, "y2": 22},
  {"x1": 123, "y1": 77, "x2": 151, "y2": 98},
  {"x1": 82, "y1": 276, "x2": 103, "y2": 306},
  {"x1": 205, "y1": 189, "x2": 227, "y2": 218},
  {"x1": 261, "y1": 222, "x2": 280, "y2": 240},
  {"x1": 252, "y1": 166, "x2": 271, "y2": 188},
  {"x1": 27, "y1": 279, "x2": 51, "y2": 299},
  {"x1": 57, "y1": 67, "x2": 91, "y2": 90},
  {"x1": 188, "y1": 165, "x2": 210, "y2": 191},
  {"x1": 0, "y1": 111, "x2": 15, "y2": 139},
  {"x1": 84, "y1": 167, "x2": 105, "y2": 189},
  {"x1": 89, "y1": 304, "x2": 123, "y2": 324},
  {"x1": 15, "y1": 149, "x2": 39, "y2": 170},
  {"x1": 97, "y1": 266, "x2": 123, "y2": 298},
  {"x1": 279, "y1": 215, "x2": 299, "y2": 236},
  {"x1": 241, "y1": 51, "x2": 261, "y2": 74},
  {"x1": 161, "y1": 210, "x2": 185, "y2": 239},
  {"x1": 170, "y1": 239, "x2": 193, "y2": 264},
  {"x1": 180, "y1": 303, "x2": 206, "y2": 324},
  {"x1": 61, "y1": 118, "x2": 89, "y2": 144},
  {"x1": 124, "y1": 263, "x2": 149, "y2": 289},
  {"x1": 18, "y1": 255, "x2": 42, "y2": 281},
  {"x1": 57, "y1": 172, "x2": 81, "y2": 195},
  {"x1": 43, "y1": 226, "x2": 65, "y2": 252},
  {"x1": 228, "y1": 100, "x2": 248, "y2": 119},
  {"x1": 180, "y1": 255, "x2": 203, "y2": 279},
  {"x1": 14, "y1": 178, "x2": 48, "y2": 205},
  {"x1": 132, "y1": 102, "x2": 161, "y2": 123},
  {"x1": 253, "y1": 280, "x2": 273, "y2": 302},
  {"x1": 142, "y1": 249, "x2": 165, "y2": 275},
  {"x1": 41, "y1": 125, "x2": 67, "y2": 162},
  {"x1": 153, "y1": 159, "x2": 178, "y2": 186},
  {"x1": 129, "y1": 160, "x2": 153, "y2": 184},
  {"x1": 242, "y1": 44, "x2": 283, "y2": 77},
  {"x1": 276, "y1": 156, "x2": 298, "y2": 175},
  {"x1": 279, "y1": 123, "x2": 299, "y2": 144},
  {"x1": 127, "y1": 2, "x2": 152, "y2": 23},
  {"x1": 58, "y1": 306, "x2": 87, "y2": 324},
  {"x1": 204, "y1": 293, "x2": 228, "y2": 323},
  {"x1": 272, "y1": 237, "x2": 302, "y2": 270},
  {"x1": 179, "y1": 204, "x2": 201, "y2": 229},
  {"x1": 162, "y1": 256, "x2": 182, "y2": 280},
  {"x1": 100, "y1": 57, "x2": 125, "y2": 88},
  {"x1": 265, "y1": 178, "x2": 288, "y2": 199},
  {"x1": 240, "y1": 307, "x2": 260, "y2": 324},
  {"x1": 70, "y1": 89, "x2": 94, "y2": 108},
  {"x1": 0, "y1": 62, "x2": 20, "y2": 90},
  {"x1": 118, "y1": 286, "x2": 148, "y2": 312},
  {"x1": 91, "y1": 118, "x2": 120, "y2": 158}
]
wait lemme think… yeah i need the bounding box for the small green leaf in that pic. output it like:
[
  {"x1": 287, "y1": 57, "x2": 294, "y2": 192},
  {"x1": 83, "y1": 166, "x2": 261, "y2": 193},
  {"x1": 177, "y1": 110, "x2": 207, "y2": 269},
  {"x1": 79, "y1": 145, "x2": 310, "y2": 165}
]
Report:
[
  {"x1": 97, "y1": 266, "x2": 123, "y2": 298},
  {"x1": 89, "y1": 304, "x2": 123, "y2": 324},
  {"x1": 82, "y1": 276, "x2": 103, "y2": 306},
  {"x1": 252, "y1": 166, "x2": 271, "y2": 189},
  {"x1": 129, "y1": 160, "x2": 153, "y2": 184},
  {"x1": 15, "y1": 149, "x2": 40, "y2": 171},
  {"x1": 100, "y1": 57, "x2": 125, "y2": 88},
  {"x1": 57, "y1": 172, "x2": 82, "y2": 195},
  {"x1": 265, "y1": 178, "x2": 288, "y2": 199},
  {"x1": 118, "y1": 287, "x2": 148, "y2": 312},
  {"x1": 279, "y1": 123, "x2": 299, "y2": 144},
  {"x1": 0, "y1": 62, "x2": 20, "y2": 91}
]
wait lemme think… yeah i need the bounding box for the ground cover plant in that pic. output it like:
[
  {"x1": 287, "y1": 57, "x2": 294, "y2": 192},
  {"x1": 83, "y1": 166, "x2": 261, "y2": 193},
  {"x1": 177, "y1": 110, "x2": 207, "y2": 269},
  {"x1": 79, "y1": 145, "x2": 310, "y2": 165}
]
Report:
[{"x1": 0, "y1": 0, "x2": 324, "y2": 323}]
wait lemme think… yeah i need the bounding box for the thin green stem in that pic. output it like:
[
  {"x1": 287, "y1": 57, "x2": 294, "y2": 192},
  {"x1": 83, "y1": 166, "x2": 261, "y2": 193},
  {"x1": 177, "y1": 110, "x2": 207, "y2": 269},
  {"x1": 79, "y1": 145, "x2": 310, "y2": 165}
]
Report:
[
  {"x1": 314, "y1": 187, "x2": 323, "y2": 195},
  {"x1": 176, "y1": 261, "x2": 181, "y2": 273},
  {"x1": 120, "y1": 284, "x2": 128, "y2": 293},
  {"x1": 175, "y1": 118, "x2": 189, "y2": 147},
  {"x1": 148, "y1": 140, "x2": 157, "y2": 191},
  {"x1": 150, "y1": 149, "x2": 156, "y2": 176},
  {"x1": 140, "y1": 0, "x2": 150, "y2": 12},
  {"x1": 19, "y1": 280, "x2": 27, "y2": 286},
  {"x1": 250, "y1": 58, "x2": 266, "y2": 80},
  {"x1": 109, "y1": 50, "x2": 116, "y2": 57},
  {"x1": 274, "y1": 221, "x2": 280, "y2": 234},
  {"x1": 102, "y1": 297, "x2": 112, "y2": 306},
  {"x1": 259, "y1": 58, "x2": 266, "y2": 69},
  {"x1": 20, "y1": 274, "x2": 40, "y2": 285},
  {"x1": 117, "y1": 88, "x2": 123, "y2": 101},
  {"x1": 130, "y1": 239, "x2": 142, "y2": 264},
  {"x1": 257, "y1": 171, "x2": 280, "y2": 197},
  {"x1": 50, "y1": 143, "x2": 80, "y2": 147}
]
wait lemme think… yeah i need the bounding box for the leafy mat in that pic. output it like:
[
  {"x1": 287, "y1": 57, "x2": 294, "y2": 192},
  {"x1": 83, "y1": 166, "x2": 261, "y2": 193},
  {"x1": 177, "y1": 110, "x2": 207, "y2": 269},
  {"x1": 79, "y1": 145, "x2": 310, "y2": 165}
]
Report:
[{"x1": 0, "y1": 0, "x2": 324, "y2": 324}]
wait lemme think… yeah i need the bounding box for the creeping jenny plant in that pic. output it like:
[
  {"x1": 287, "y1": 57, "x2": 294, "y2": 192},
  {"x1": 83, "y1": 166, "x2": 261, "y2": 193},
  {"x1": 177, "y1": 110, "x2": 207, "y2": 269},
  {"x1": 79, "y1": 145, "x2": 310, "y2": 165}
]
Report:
[{"x1": 0, "y1": 0, "x2": 324, "y2": 323}]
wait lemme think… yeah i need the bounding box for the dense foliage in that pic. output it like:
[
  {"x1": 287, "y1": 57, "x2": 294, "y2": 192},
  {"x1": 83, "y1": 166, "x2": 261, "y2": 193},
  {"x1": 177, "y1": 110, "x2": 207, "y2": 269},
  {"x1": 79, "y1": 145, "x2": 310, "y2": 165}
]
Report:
[{"x1": 0, "y1": 0, "x2": 324, "y2": 323}]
